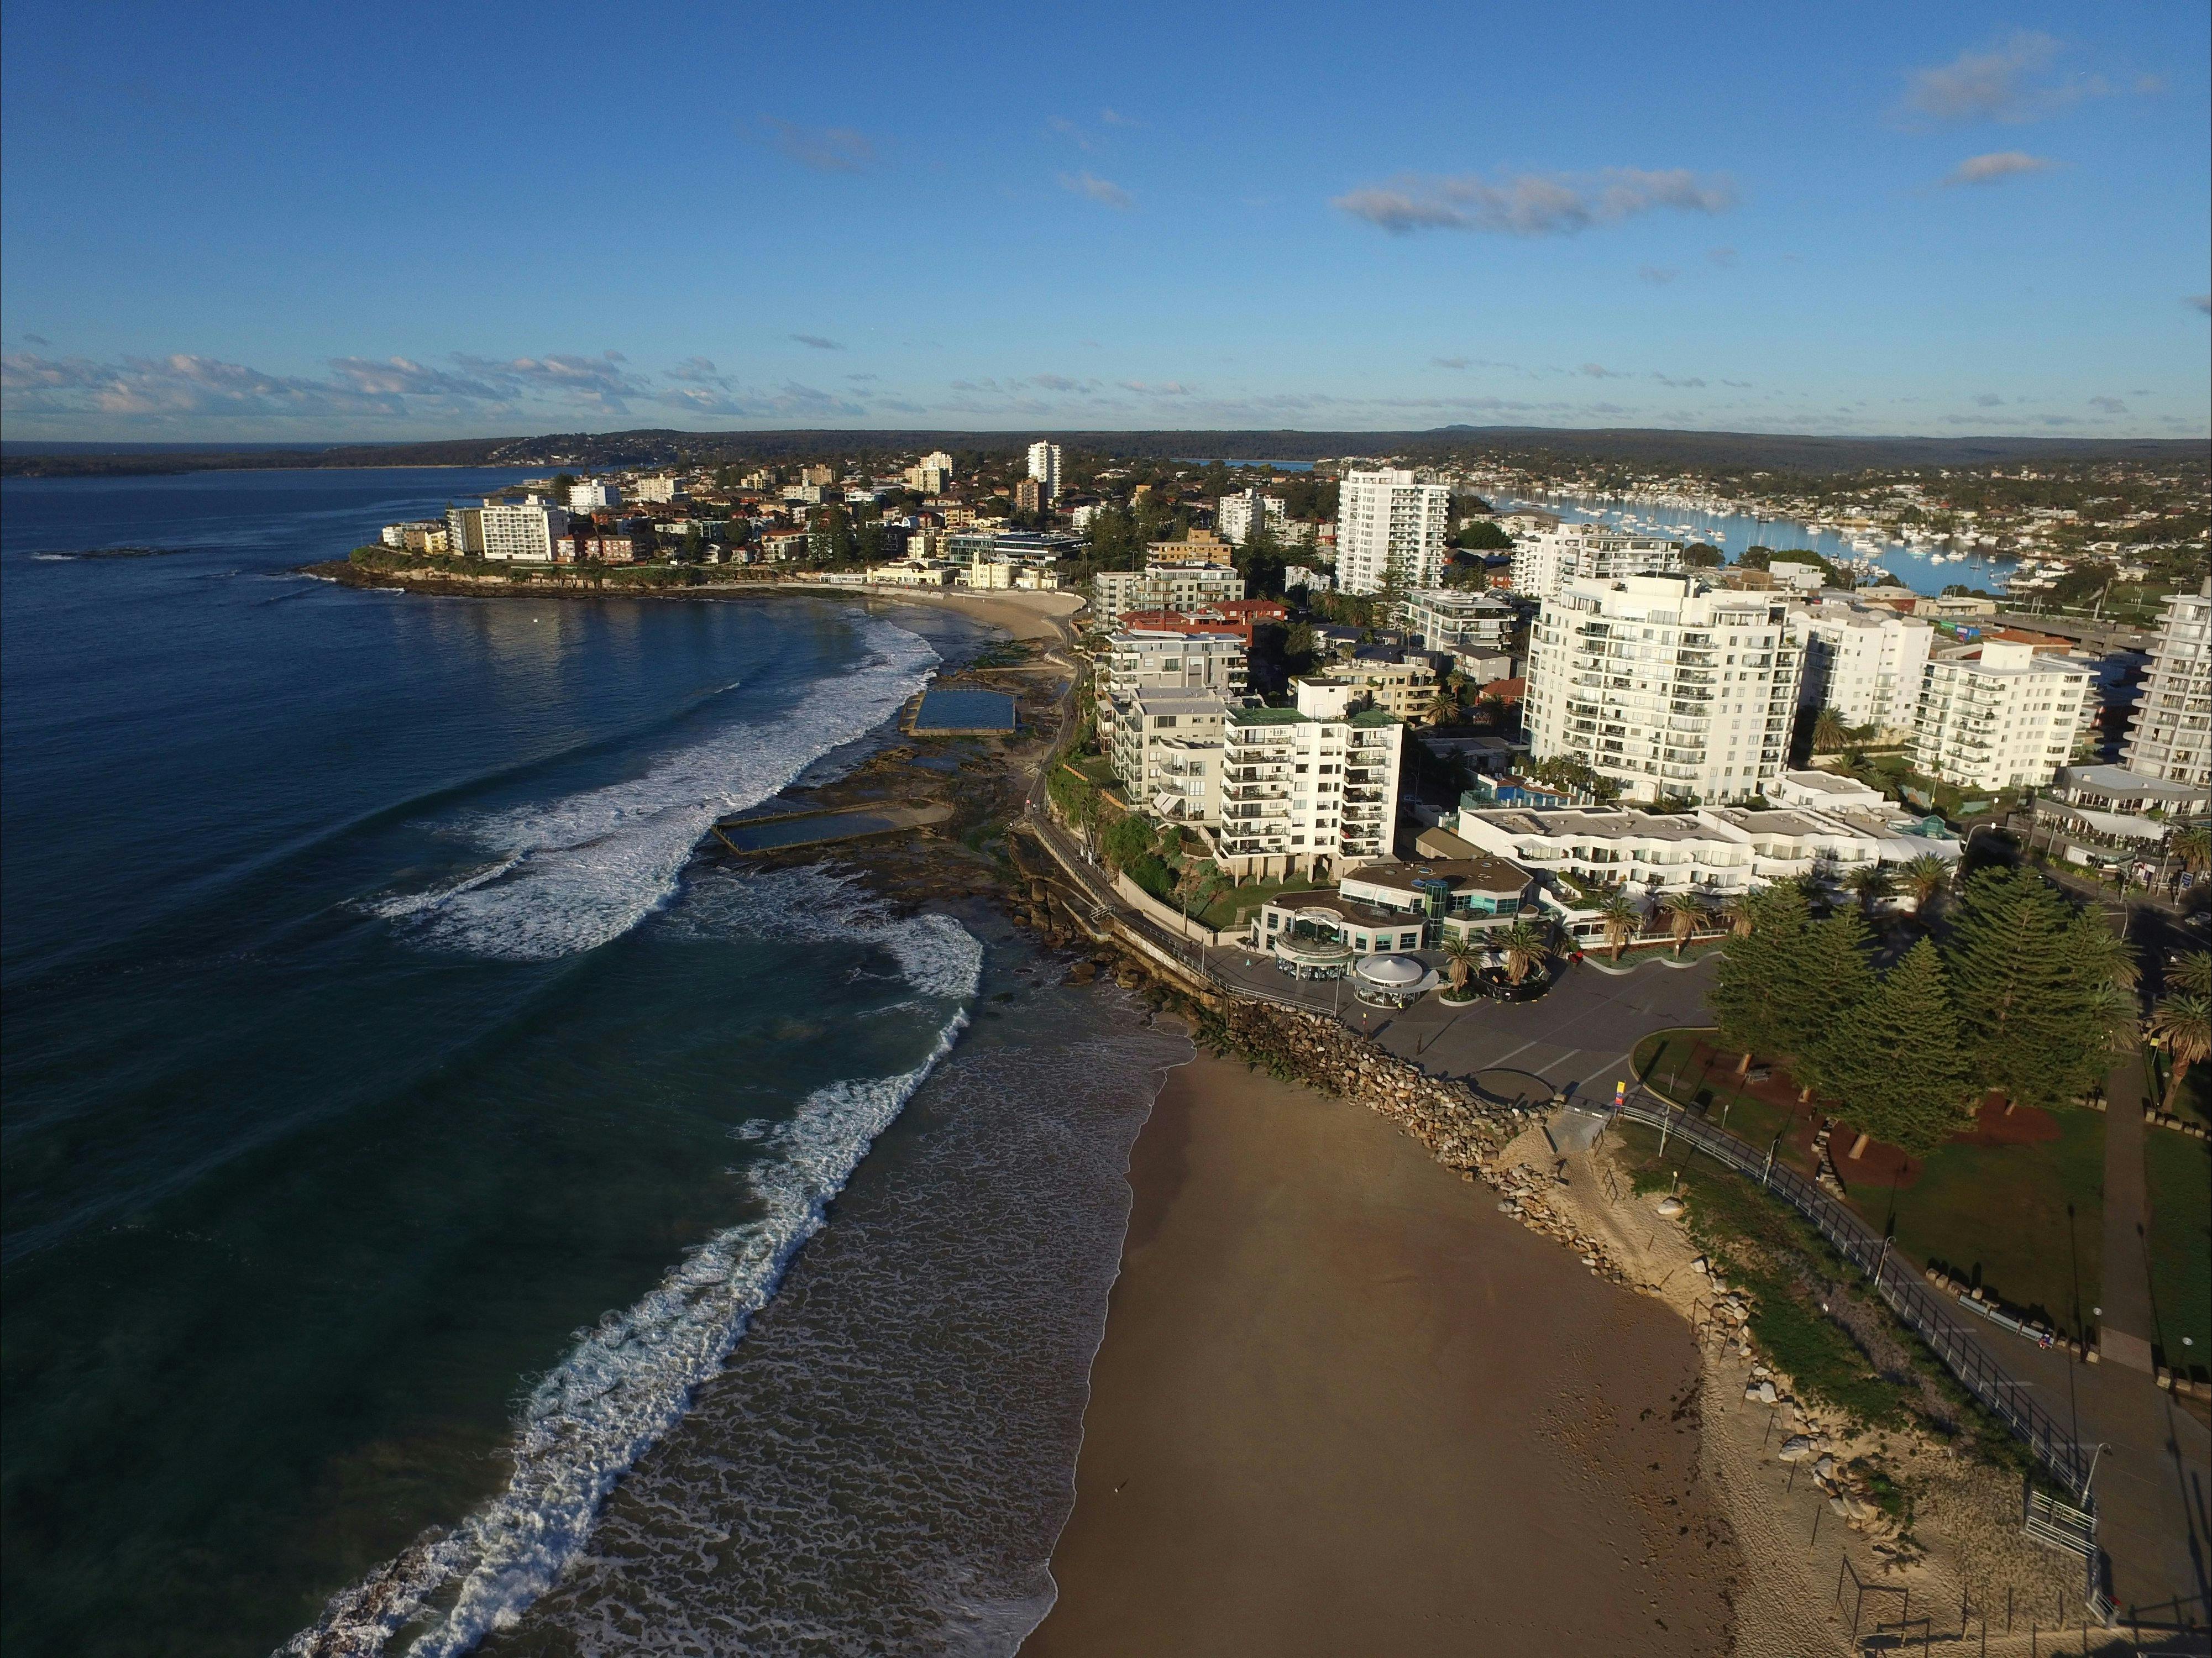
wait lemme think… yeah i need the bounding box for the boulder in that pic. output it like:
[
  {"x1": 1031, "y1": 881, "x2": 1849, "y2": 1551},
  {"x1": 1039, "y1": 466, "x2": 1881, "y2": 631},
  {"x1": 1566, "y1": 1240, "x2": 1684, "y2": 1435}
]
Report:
[
  {"x1": 1690, "y1": 1256, "x2": 1710, "y2": 1276},
  {"x1": 1776, "y1": 1435, "x2": 1816, "y2": 1461},
  {"x1": 1654, "y1": 1196, "x2": 1686, "y2": 1219}
]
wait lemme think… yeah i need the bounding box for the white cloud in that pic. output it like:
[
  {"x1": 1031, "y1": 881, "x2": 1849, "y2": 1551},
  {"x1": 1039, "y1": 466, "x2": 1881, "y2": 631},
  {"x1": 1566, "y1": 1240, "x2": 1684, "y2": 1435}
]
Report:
[
  {"x1": 1334, "y1": 167, "x2": 1736, "y2": 237},
  {"x1": 1059, "y1": 171, "x2": 1134, "y2": 210},
  {"x1": 758, "y1": 117, "x2": 874, "y2": 173},
  {"x1": 2089, "y1": 396, "x2": 2128, "y2": 414},
  {"x1": 1942, "y1": 150, "x2": 2056, "y2": 186},
  {"x1": 2189, "y1": 295, "x2": 2212, "y2": 316},
  {"x1": 2, "y1": 348, "x2": 661, "y2": 424},
  {"x1": 1900, "y1": 33, "x2": 2121, "y2": 125},
  {"x1": 789, "y1": 333, "x2": 843, "y2": 350}
]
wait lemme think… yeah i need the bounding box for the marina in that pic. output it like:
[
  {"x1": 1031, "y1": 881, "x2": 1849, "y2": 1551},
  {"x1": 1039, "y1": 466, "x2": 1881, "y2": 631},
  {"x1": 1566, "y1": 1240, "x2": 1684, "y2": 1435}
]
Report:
[{"x1": 1496, "y1": 493, "x2": 2020, "y2": 597}]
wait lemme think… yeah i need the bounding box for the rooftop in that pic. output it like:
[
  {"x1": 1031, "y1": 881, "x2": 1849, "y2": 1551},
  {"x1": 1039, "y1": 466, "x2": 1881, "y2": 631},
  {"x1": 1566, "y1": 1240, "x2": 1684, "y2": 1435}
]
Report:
[
  {"x1": 1466, "y1": 806, "x2": 1712, "y2": 844},
  {"x1": 1343, "y1": 854, "x2": 1532, "y2": 898}
]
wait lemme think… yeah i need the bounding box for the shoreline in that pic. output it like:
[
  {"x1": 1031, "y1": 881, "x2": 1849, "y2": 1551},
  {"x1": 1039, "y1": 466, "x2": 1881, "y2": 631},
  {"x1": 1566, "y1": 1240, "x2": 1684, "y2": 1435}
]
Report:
[
  {"x1": 1021, "y1": 1048, "x2": 1740, "y2": 1657},
  {"x1": 302, "y1": 559, "x2": 1085, "y2": 641}
]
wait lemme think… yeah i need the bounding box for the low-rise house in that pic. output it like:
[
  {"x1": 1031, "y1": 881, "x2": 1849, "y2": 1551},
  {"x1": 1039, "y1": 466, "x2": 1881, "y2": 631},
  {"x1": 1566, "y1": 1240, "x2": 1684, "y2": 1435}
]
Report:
[
  {"x1": 866, "y1": 559, "x2": 957, "y2": 587},
  {"x1": 380, "y1": 520, "x2": 452, "y2": 554},
  {"x1": 555, "y1": 534, "x2": 637, "y2": 564},
  {"x1": 2028, "y1": 763, "x2": 2211, "y2": 873}
]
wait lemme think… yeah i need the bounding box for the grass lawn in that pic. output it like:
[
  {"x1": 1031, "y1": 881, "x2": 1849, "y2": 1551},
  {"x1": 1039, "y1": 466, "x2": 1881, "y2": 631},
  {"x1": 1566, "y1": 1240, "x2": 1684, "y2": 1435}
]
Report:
[
  {"x1": 1194, "y1": 873, "x2": 1299, "y2": 934},
  {"x1": 1632, "y1": 1029, "x2": 1804, "y2": 1159},
  {"x1": 1633, "y1": 1027, "x2": 2107, "y2": 1339},
  {"x1": 2142, "y1": 1130, "x2": 2211, "y2": 1379},
  {"x1": 1067, "y1": 752, "x2": 1119, "y2": 789},
  {"x1": 1848, "y1": 1110, "x2": 2106, "y2": 1340}
]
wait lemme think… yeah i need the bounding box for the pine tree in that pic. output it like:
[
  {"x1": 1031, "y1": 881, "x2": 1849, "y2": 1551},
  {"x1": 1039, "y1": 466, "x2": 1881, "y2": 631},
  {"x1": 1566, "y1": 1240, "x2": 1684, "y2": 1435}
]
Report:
[
  {"x1": 1943, "y1": 870, "x2": 2132, "y2": 1112},
  {"x1": 1784, "y1": 910, "x2": 1878, "y2": 1102},
  {"x1": 1829, "y1": 941, "x2": 1980, "y2": 1159},
  {"x1": 1710, "y1": 884, "x2": 1809, "y2": 1072}
]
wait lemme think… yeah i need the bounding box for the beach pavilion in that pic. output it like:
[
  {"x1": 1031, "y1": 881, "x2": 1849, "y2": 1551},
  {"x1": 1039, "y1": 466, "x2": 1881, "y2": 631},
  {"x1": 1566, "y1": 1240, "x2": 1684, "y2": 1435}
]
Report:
[{"x1": 1350, "y1": 954, "x2": 1440, "y2": 1008}]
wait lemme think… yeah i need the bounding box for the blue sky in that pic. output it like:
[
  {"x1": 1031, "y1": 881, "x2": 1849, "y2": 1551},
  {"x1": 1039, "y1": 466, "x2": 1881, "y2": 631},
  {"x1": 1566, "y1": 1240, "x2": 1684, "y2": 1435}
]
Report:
[{"x1": 2, "y1": 1, "x2": 2205, "y2": 440}]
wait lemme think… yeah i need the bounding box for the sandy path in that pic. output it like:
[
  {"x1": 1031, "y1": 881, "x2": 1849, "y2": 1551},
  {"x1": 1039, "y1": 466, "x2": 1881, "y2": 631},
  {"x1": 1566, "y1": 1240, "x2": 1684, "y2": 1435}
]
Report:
[{"x1": 1023, "y1": 1051, "x2": 1739, "y2": 1657}]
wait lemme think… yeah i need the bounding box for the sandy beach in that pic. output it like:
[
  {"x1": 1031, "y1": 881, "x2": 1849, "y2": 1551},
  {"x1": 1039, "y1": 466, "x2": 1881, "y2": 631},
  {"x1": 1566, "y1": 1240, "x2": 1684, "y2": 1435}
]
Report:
[
  {"x1": 769, "y1": 580, "x2": 1082, "y2": 642},
  {"x1": 1024, "y1": 1049, "x2": 1740, "y2": 1657}
]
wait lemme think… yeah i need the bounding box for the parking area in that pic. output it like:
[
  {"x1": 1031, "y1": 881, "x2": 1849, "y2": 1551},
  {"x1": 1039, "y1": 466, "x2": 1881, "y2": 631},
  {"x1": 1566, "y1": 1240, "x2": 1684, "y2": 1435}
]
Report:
[{"x1": 1200, "y1": 943, "x2": 1719, "y2": 1104}]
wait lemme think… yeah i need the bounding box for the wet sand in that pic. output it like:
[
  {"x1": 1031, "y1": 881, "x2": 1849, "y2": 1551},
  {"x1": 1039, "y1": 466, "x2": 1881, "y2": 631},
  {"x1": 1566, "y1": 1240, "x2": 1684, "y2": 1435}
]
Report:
[{"x1": 1024, "y1": 1051, "x2": 1739, "y2": 1657}]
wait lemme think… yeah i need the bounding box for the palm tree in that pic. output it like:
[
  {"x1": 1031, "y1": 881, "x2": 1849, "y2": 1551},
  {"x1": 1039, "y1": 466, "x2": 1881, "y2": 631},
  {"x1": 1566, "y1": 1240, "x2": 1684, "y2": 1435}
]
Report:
[
  {"x1": 1438, "y1": 935, "x2": 1483, "y2": 996},
  {"x1": 2171, "y1": 951, "x2": 2212, "y2": 1000},
  {"x1": 2172, "y1": 826, "x2": 2211, "y2": 880},
  {"x1": 2145, "y1": 993, "x2": 2211, "y2": 1113},
  {"x1": 1661, "y1": 890, "x2": 1706, "y2": 955},
  {"x1": 1497, "y1": 919, "x2": 1551, "y2": 987},
  {"x1": 1715, "y1": 894, "x2": 1755, "y2": 938},
  {"x1": 1899, "y1": 854, "x2": 1950, "y2": 922},
  {"x1": 1595, "y1": 890, "x2": 1642, "y2": 962},
  {"x1": 1810, "y1": 706, "x2": 1851, "y2": 753},
  {"x1": 1845, "y1": 863, "x2": 1893, "y2": 917},
  {"x1": 2073, "y1": 924, "x2": 2141, "y2": 991}
]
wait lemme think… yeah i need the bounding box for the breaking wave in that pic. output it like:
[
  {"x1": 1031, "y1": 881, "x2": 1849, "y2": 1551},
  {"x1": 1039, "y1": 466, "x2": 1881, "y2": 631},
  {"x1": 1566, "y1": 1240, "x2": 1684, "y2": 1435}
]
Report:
[
  {"x1": 280, "y1": 893, "x2": 984, "y2": 1657},
  {"x1": 378, "y1": 616, "x2": 937, "y2": 961}
]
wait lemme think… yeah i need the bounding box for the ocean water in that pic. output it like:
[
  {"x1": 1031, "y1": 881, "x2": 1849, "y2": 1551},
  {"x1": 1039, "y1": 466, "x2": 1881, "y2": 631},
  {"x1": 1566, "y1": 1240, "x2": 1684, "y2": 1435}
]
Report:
[{"x1": 0, "y1": 471, "x2": 1185, "y2": 1656}]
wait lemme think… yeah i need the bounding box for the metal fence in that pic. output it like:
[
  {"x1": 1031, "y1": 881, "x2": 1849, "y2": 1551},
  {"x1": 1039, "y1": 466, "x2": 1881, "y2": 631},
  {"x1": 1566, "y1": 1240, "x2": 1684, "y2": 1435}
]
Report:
[{"x1": 1606, "y1": 1090, "x2": 2100, "y2": 1505}]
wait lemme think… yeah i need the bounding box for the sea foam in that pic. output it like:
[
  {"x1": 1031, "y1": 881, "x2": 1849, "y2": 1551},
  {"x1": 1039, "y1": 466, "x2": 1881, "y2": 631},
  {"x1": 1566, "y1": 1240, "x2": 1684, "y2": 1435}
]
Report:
[
  {"x1": 280, "y1": 890, "x2": 984, "y2": 1657},
  {"x1": 379, "y1": 616, "x2": 937, "y2": 962}
]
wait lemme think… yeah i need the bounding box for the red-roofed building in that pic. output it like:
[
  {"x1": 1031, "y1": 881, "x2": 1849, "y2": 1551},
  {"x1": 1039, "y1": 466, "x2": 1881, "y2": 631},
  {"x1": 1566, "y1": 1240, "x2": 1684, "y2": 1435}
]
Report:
[
  {"x1": 1116, "y1": 599, "x2": 1288, "y2": 645},
  {"x1": 1479, "y1": 676, "x2": 1526, "y2": 706}
]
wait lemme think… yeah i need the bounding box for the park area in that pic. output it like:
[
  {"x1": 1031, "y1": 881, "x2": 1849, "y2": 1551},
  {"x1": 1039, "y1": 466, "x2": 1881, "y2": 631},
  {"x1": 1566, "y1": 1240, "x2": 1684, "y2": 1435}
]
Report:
[
  {"x1": 2144, "y1": 1130, "x2": 2211, "y2": 1375},
  {"x1": 1631, "y1": 1029, "x2": 2109, "y2": 1341}
]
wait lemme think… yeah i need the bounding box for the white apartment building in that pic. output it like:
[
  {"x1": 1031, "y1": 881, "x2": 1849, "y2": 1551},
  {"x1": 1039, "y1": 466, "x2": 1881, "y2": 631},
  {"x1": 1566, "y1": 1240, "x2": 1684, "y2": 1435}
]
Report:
[
  {"x1": 1796, "y1": 596, "x2": 1934, "y2": 736},
  {"x1": 1098, "y1": 629, "x2": 1247, "y2": 702},
  {"x1": 2121, "y1": 577, "x2": 2210, "y2": 787},
  {"x1": 1216, "y1": 680, "x2": 1404, "y2": 879},
  {"x1": 1399, "y1": 588, "x2": 1518, "y2": 657},
  {"x1": 633, "y1": 474, "x2": 687, "y2": 504},
  {"x1": 1095, "y1": 628, "x2": 1247, "y2": 764},
  {"x1": 903, "y1": 454, "x2": 952, "y2": 494},
  {"x1": 1510, "y1": 526, "x2": 1681, "y2": 600},
  {"x1": 1093, "y1": 563, "x2": 1245, "y2": 623},
  {"x1": 1026, "y1": 441, "x2": 1062, "y2": 497},
  {"x1": 1335, "y1": 469, "x2": 1451, "y2": 596},
  {"x1": 1217, "y1": 487, "x2": 1288, "y2": 547},
  {"x1": 479, "y1": 498, "x2": 570, "y2": 563},
  {"x1": 1109, "y1": 687, "x2": 1226, "y2": 825},
  {"x1": 1524, "y1": 574, "x2": 1802, "y2": 805},
  {"x1": 1911, "y1": 639, "x2": 2095, "y2": 790},
  {"x1": 567, "y1": 480, "x2": 621, "y2": 511}
]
